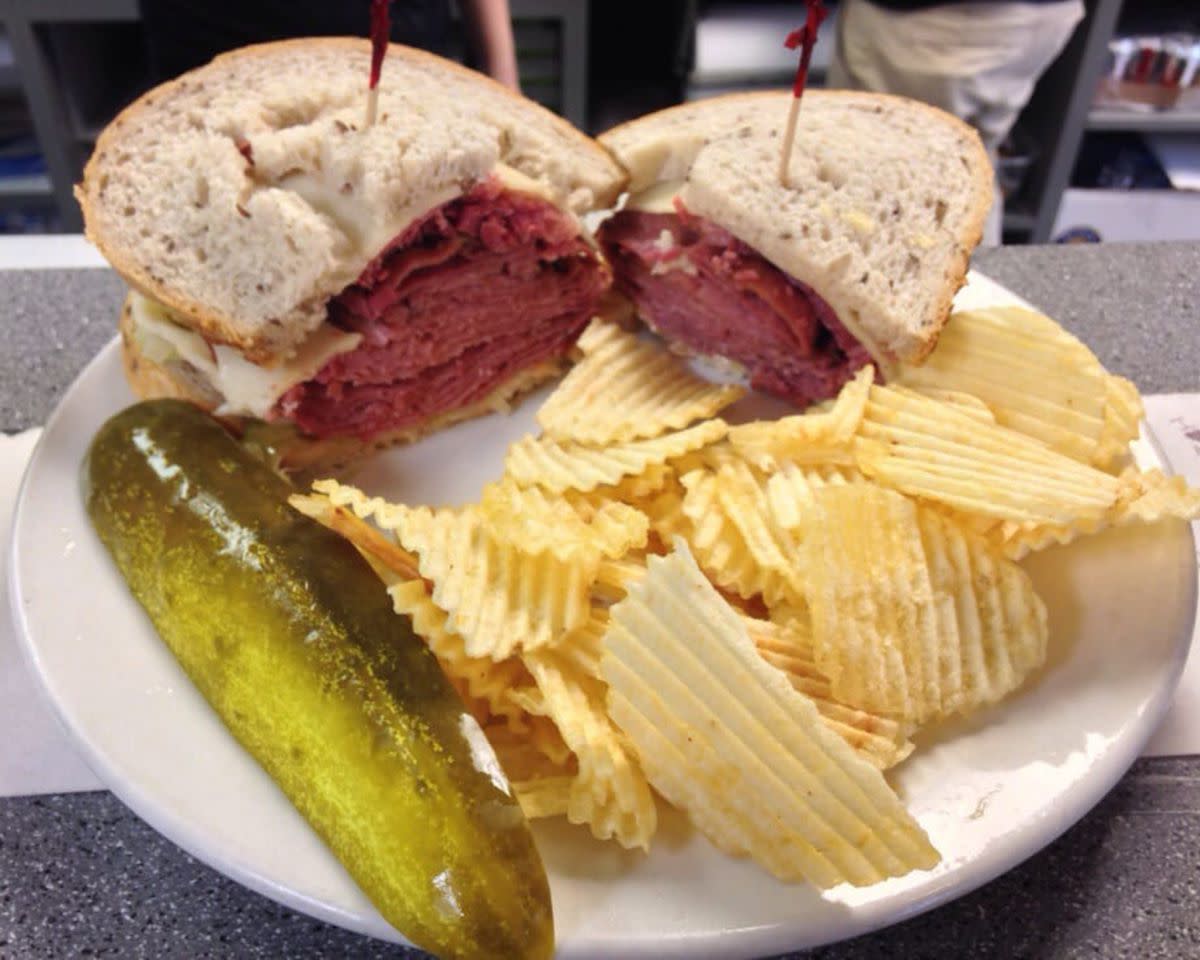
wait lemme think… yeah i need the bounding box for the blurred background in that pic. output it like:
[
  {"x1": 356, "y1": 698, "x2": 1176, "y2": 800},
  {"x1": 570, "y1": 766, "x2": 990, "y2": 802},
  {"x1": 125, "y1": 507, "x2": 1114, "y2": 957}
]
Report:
[{"x1": 0, "y1": 0, "x2": 1195, "y2": 243}]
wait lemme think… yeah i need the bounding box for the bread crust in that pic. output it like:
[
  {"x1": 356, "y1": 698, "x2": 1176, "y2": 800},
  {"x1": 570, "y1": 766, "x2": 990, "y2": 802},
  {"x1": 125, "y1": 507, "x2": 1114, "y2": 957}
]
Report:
[
  {"x1": 118, "y1": 291, "x2": 564, "y2": 472},
  {"x1": 599, "y1": 89, "x2": 992, "y2": 364},
  {"x1": 81, "y1": 38, "x2": 626, "y2": 363}
]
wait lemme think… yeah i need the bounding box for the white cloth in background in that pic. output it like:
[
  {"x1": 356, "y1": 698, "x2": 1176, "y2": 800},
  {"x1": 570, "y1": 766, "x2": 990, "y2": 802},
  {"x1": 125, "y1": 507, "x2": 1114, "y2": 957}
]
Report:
[
  {"x1": 827, "y1": 0, "x2": 1086, "y2": 244},
  {"x1": 0, "y1": 430, "x2": 104, "y2": 796},
  {"x1": 1139, "y1": 396, "x2": 1200, "y2": 758}
]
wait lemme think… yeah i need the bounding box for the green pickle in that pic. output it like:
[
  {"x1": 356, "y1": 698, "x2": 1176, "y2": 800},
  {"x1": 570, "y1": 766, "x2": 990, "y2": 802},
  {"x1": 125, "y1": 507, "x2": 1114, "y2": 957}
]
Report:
[{"x1": 83, "y1": 399, "x2": 553, "y2": 960}]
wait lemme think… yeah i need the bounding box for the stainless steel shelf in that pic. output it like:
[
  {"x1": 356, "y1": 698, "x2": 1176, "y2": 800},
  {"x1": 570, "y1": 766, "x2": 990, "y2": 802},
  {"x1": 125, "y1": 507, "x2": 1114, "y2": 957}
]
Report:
[
  {"x1": 0, "y1": 170, "x2": 50, "y2": 196},
  {"x1": 1087, "y1": 108, "x2": 1200, "y2": 133},
  {"x1": 1002, "y1": 209, "x2": 1037, "y2": 232}
]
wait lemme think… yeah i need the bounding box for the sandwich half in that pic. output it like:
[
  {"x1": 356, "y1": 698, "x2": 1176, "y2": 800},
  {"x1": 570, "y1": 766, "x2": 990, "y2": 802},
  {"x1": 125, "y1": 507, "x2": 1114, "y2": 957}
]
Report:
[
  {"x1": 78, "y1": 38, "x2": 625, "y2": 467},
  {"x1": 596, "y1": 91, "x2": 992, "y2": 406}
]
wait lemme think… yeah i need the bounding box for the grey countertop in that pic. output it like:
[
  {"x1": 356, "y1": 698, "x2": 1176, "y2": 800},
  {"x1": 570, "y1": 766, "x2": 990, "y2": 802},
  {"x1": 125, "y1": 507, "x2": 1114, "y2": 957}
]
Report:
[{"x1": 2, "y1": 243, "x2": 1199, "y2": 959}]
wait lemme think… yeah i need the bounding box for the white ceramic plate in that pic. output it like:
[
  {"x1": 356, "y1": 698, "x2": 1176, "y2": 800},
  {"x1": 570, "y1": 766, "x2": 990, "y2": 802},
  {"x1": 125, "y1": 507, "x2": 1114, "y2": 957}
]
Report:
[{"x1": 9, "y1": 275, "x2": 1197, "y2": 958}]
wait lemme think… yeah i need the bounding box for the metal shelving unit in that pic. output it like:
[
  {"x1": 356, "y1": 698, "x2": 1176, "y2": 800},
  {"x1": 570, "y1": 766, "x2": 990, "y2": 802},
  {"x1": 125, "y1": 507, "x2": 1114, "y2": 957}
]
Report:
[
  {"x1": 0, "y1": 1, "x2": 140, "y2": 229},
  {"x1": 1007, "y1": 0, "x2": 1199, "y2": 242},
  {"x1": 1000, "y1": 0, "x2": 1125, "y2": 242},
  {"x1": 0, "y1": 170, "x2": 49, "y2": 196},
  {"x1": 1001, "y1": 209, "x2": 1037, "y2": 233},
  {"x1": 1086, "y1": 108, "x2": 1200, "y2": 133},
  {"x1": 0, "y1": 22, "x2": 53, "y2": 218}
]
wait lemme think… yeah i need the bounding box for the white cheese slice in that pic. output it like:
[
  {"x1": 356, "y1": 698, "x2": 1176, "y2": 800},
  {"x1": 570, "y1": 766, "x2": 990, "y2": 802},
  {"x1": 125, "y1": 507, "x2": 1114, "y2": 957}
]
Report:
[
  {"x1": 624, "y1": 179, "x2": 686, "y2": 214},
  {"x1": 280, "y1": 160, "x2": 580, "y2": 258},
  {"x1": 129, "y1": 292, "x2": 361, "y2": 419},
  {"x1": 493, "y1": 163, "x2": 561, "y2": 205},
  {"x1": 277, "y1": 168, "x2": 461, "y2": 260}
]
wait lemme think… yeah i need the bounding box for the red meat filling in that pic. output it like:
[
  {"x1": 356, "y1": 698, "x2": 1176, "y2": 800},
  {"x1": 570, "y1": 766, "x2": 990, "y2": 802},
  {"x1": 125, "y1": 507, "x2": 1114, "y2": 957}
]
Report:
[
  {"x1": 276, "y1": 178, "x2": 610, "y2": 439},
  {"x1": 597, "y1": 205, "x2": 871, "y2": 407}
]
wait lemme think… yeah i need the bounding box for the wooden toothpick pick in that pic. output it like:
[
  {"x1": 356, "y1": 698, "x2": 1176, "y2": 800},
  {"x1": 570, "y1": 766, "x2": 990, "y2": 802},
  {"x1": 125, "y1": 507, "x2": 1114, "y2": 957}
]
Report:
[
  {"x1": 365, "y1": 0, "x2": 391, "y2": 127},
  {"x1": 779, "y1": 97, "x2": 801, "y2": 187},
  {"x1": 366, "y1": 87, "x2": 380, "y2": 128},
  {"x1": 779, "y1": 1, "x2": 827, "y2": 188}
]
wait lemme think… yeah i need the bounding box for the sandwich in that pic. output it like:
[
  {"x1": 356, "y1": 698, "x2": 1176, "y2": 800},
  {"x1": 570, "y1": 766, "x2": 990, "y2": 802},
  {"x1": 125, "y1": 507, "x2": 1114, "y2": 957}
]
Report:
[
  {"x1": 77, "y1": 38, "x2": 625, "y2": 468},
  {"x1": 595, "y1": 91, "x2": 993, "y2": 406}
]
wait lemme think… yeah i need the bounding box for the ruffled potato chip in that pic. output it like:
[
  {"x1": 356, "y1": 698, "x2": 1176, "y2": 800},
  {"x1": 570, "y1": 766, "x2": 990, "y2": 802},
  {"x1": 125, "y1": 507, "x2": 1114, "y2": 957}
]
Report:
[
  {"x1": 555, "y1": 608, "x2": 611, "y2": 679},
  {"x1": 480, "y1": 480, "x2": 648, "y2": 562},
  {"x1": 512, "y1": 776, "x2": 576, "y2": 819},
  {"x1": 484, "y1": 724, "x2": 578, "y2": 817},
  {"x1": 895, "y1": 306, "x2": 1109, "y2": 464},
  {"x1": 484, "y1": 724, "x2": 575, "y2": 779},
  {"x1": 1115, "y1": 467, "x2": 1200, "y2": 523},
  {"x1": 744, "y1": 614, "x2": 915, "y2": 770},
  {"x1": 315, "y1": 483, "x2": 596, "y2": 660},
  {"x1": 522, "y1": 649, "x2": 657, "y2": 850},
  {"x1": 289, "y1": 491, "x2": 420, "y2": 580},
  {"x1": 765, "y1": 462, "x2": 867, "y2": 533},
  {"x1": 592, "y1": 558, "x2": 647, "y2": 606},
  {"x1": 986, "y1": 467, "x2": 1200, "y2": 560},
  {"x1": 592, "y1": 461, "x2": 676, "y2": 503},
  {"x1": 576, "y1": 501, "x2": 650, "y2": 561},
  {"x1": 638, "y1": 476, "x2": 692, "y2": 546},
  {"x1": 900, "y1": 387, "x2": 996, "y2": 425},
  {"x1": 856, "y1": 385, "x2": 1119, "y2": 525},
  {"x1": 712, "y1": 460, "x2": 804, "y2": 606},
  {"x1": 537, "y1": 319, "x2": 744, "y2": 444},
  {"x1": 405, "y1": 507, "x2": 596, "y2": 659},
  {"x1": 728, "y1": 365, "x2": 873, "y2": 470},
  {"x1": 680, "y1": 467, "x2": 781, "y2": 601},
  {"x1": 800, "y1": 484, "x2": 1048, "y2": 724},
  {"x1": 504, "y1": 419, "x2": 728, "y2": 494},
  {"x1": 387, "y1": 579, "x2": 532, "y2": 723},
  {"x1": 601, "y1": 541, "x2": 939, "y2": 887},
  {"x1": 1095, "y1": 374, "x2": 1144, "y2": 470}
]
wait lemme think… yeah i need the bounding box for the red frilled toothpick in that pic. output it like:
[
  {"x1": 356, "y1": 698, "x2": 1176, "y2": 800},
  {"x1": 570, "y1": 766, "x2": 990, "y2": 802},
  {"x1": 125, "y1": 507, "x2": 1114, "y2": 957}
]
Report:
[
  {"x1": 366, "y1": 0, "x2": 391, "y2": 126},
  {"x1": 779, "y1": 0, "x2": 827, "y2": 187}
]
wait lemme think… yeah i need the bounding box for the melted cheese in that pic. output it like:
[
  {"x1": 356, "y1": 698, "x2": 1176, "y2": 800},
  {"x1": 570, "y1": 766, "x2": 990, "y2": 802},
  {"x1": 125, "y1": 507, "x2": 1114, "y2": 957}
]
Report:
[
  {"x1": 624, "y1": 179, "x2": 686, "y2": 214},
  {"x1": 493, "y1": 163, "x2": 561, "y2": 205},
  {"x1": 275, "y1": 160, "x2": 565, "y2": 259},
  {"x1": 278, "y1": 169, "x2": 461, "y2": 259},
  {"x1": 129, "y1": 292, "x2": 361, "y2": 419}
]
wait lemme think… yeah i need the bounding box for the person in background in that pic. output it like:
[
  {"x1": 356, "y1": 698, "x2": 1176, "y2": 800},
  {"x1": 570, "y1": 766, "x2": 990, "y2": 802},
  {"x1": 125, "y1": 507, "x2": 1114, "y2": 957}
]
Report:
[
  {"x1": 588, "y1": 1, "x2": 695, "y2": 132},
  {"x1": 828, "y1": 0, "x2": 1085, "y2": 243},
  {"x1": 140, "y1": 0, "x2": 519, "y2": 90},
  {"x1": 461, "y1": 0, "x2": 520, "y2": 89}
]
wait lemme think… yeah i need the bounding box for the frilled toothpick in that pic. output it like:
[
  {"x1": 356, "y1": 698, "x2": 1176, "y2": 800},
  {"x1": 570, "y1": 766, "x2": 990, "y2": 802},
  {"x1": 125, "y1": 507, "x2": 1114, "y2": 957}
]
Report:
[
  {"x1": 366, "y1": 0, "x2": 391, "y2": 126},
  {"x1": 779, "y1": 1, "x2": 827, "y2": 187}
]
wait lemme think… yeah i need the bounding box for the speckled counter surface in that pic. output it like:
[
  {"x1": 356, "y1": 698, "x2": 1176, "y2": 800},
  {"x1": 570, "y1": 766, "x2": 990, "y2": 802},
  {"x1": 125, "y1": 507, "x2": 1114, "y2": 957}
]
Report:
[{"x1": 2, "y1": 243, "x2": 1199, "y2": 959}]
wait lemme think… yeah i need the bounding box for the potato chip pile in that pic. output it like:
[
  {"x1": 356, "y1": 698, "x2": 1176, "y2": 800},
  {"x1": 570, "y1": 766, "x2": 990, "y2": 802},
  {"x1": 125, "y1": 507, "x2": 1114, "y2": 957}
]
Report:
[{"x1": 291, "y1": 307, "x2": 1200, "y2": 890}]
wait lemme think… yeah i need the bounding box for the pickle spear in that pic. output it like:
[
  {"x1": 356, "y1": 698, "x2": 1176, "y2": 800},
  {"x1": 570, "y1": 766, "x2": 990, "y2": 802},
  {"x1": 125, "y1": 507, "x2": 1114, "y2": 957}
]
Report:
[{"x1": 83, "y1": 399, "x2": 552, "y2": 960}]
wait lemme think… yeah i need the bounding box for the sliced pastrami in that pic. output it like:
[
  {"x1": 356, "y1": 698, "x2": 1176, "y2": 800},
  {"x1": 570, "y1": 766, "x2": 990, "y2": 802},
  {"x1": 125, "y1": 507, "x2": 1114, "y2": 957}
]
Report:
[
  {"x1": 277, "y1": 177, "x2": 609, "y2": 439},
  {"x1": 597, "y1": 206, "x2": 871, "y2": 407}
]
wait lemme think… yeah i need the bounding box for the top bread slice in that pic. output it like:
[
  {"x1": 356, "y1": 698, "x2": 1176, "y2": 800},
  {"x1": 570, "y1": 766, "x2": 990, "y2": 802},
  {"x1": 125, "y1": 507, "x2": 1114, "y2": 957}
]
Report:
[
  {"x1": 78, "y1": 38, "x2": 627, "y2": 363},
  {"x1": 599, "y1": 91, "x2": 992, "y2": 365}
]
